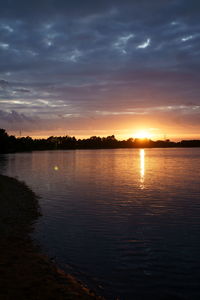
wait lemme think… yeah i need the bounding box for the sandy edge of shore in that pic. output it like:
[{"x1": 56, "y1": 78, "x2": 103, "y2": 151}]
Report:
[{"x1": 0, "y1": 174, "x2": 104, "y2": 300}]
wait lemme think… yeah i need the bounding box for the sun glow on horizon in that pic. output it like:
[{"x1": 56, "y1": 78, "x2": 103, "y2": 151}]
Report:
[{"x1": 134, "y1": 130, "x2": 152, "y2": 139}]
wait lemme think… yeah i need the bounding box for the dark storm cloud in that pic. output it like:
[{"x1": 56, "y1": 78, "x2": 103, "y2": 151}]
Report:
[
  {"x1": 0, "y1": 109, "x2": 35, "y2": 123},
  {"x1": 0, "y1": 79, "x2": 9, "y2": 88},
  {"x1": 0, "y1": 0, "x2": 200, "y2": 133}
]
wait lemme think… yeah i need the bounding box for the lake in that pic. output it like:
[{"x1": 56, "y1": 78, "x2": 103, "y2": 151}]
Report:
[{"x1": 1, "y1": 148, "x2": 200, "y2": 299}]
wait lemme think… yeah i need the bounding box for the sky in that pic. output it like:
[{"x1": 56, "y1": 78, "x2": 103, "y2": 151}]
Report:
[{"x1": 0, "y1": 0, "x2": 200, "y2": 140}]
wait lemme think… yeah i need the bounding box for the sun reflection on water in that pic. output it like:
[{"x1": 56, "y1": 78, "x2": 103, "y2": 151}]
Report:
[{"x1": 140, "y1": 149, "x2": 145, "y2": 189}]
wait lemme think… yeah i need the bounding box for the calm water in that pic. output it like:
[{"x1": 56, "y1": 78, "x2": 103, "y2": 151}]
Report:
[{"x1": 1, "y1": 148, "x2": 200, "y2": 299}]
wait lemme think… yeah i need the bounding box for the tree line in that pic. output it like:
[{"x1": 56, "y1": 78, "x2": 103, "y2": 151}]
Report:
[{"x1": 0, "y1": 128, "x2": 200, "y2": 153}]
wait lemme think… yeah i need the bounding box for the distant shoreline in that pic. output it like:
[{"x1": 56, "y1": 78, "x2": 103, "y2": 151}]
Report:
[
  {"x1": 0, "y1": 174, "x2": 103, "y2": 300},
  {"x1": 1, "y1": 128, "x2": 200, "y2": 153}
]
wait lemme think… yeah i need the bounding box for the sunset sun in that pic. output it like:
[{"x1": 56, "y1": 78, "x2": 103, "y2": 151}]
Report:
[{"x1": 134, "y1": 130, "x2": 151, "y2": 139}]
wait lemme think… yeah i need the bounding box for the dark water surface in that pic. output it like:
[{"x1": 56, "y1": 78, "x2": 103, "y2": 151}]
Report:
[{"x1": 1, "y1": 148, "x2": 200, "y2": 299}]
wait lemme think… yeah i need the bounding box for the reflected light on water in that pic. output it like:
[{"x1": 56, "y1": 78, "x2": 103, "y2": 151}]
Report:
[{"x1": 140, "y1": 149, "x2": 145, "y2": 189}]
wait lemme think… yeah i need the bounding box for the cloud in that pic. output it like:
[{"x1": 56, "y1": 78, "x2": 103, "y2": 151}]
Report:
[
  {"x1": 0, "y1": 109, "x2": 35, "y2": 123},
  {"x1": 0, "y1": 0, "x2": 199, "y2": 136},
  {"x1": 114, "y1": 34, "x2": 134, "y2": 54},
  {"x1": 181, "y1": 35, "x2": 193, "y2": 42},
  {"x1": 137, "y1": 38, "x2": 151, "y2": 49},
  {"x1": 0, "y1": 79, "x2": 9, "y2": 88},
  {"x1": 14, "y1": 88, "x2": 31, "y2": 93},
  {"x1": 0, "y1": 43, "x2": 9, "y2": 49}
]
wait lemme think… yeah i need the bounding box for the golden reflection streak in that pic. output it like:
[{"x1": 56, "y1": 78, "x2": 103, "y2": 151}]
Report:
[{"x1": 140, "y1": 149, "x2": 145, "y2": 189}]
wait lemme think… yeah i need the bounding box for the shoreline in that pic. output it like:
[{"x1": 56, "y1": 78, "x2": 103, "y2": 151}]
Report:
[{"x1": 0, "y1": 174, "x2": 103, "y2": 300}]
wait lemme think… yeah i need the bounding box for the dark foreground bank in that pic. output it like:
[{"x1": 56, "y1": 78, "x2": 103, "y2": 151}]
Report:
[{"x1": 0, "y1": 175, "x2": 103, "y2": 300}]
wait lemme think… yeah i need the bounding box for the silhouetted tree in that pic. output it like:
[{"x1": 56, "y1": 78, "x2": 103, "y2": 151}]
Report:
[
  {"x1": 0, "y1": 128, "x2": 200, "y2": 153},
  {"x1": 0, "y1": 129, "x2": 9, "y2": 153}
]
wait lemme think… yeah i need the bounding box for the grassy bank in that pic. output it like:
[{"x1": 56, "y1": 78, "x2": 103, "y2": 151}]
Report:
[{"x1": 0, "y1": 175, "x2": 103, "y2": 300}]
